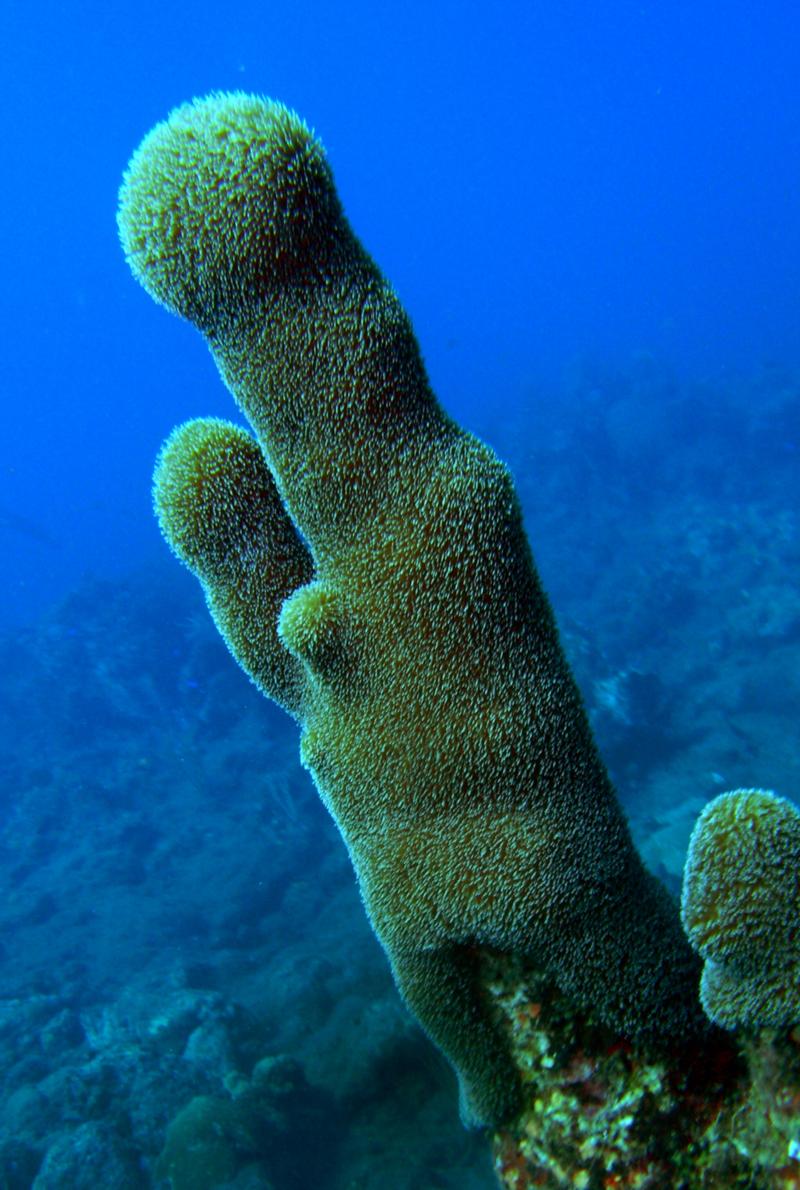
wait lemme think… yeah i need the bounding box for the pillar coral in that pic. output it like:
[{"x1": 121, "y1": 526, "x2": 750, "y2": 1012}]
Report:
[
  {"x1": 117, "y1": 92, "x2": 707, "y2": 1128},
  {"x1": 682, "y1": 788, "x2": 800, "y2": 1030}
]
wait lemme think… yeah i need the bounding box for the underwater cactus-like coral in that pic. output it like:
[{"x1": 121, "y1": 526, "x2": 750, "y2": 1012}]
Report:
[
  {"x1": 118, "y1": 92, "x2": 706, "y2": 1127},
  {"x1": 682, "y1": 787, "x2": 800, "y2": 1030}
]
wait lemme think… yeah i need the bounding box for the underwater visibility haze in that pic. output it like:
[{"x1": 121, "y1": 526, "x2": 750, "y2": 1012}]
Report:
[{"x1": 1, "y1": 2, "x2": 799, "y2": 1187}]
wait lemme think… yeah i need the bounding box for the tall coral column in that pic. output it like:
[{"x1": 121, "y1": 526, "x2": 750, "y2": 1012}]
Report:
[{"x1": 118, "y1": 92, "x2": 706, "y2": 1128}]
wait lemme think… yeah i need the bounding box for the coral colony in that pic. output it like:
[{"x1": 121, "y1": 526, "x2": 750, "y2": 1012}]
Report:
[{"x1": 118, "y1": 94, "x2": 800, "y2": 1186}]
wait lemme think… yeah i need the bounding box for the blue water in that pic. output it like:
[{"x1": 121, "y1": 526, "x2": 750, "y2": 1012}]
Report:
[
  {"x1": 1, "y1": 2, "x2": 799, "y2": 1186},
  {"x1": 3, "y1": 0, "x2": 798, "y2": 628}
]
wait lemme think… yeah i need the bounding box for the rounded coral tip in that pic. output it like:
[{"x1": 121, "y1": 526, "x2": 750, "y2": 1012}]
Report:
[
  {"x1": 153, "y1": 417, "x2": 278, "y2": 579},
  {"x1": 117, "y1": 92, "x2": 339, "y2": 330},
  {"x1": 681, "y1": 787, "x2": 800, "y2": 1028}
]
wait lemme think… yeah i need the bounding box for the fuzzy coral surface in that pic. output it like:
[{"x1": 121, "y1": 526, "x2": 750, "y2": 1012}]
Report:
[
  {"x1": 118, "y1": 92, "x2": 706, "y2": 1127},
  {"x1": 682, "y1": 788, "x2": 800, "y2": 1030}
]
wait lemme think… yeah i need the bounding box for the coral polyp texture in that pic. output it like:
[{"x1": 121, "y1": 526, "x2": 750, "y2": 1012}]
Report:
[
  {"x1": 682, "y1": 788, "x2": 800, "y2": 1030},
  {"x1": 153, "y1": 418, "x2": 314, "y2": 715},
  {"x1": 118, "y1": 92, "x2": 706, "y2": 1128}
]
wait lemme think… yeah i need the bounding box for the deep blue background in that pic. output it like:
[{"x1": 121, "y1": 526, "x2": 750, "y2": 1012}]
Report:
[{"x1": 2, "y1": 0, "x2": 798, "y2": 627}]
